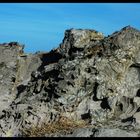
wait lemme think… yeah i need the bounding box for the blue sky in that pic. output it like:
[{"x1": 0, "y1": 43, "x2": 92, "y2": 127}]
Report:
[{"x1": 0, "y1": 3, "x2": 140, "y2": 53}]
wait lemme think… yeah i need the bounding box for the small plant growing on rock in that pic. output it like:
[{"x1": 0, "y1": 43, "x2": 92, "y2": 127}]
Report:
[{"x1": 22, "y1": 116, "x2": 88, "y2": 137}]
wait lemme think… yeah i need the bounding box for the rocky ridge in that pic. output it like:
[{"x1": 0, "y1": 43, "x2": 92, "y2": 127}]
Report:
[{"x1": 0, "y1": 26, "x2": 140, "y2": 137}]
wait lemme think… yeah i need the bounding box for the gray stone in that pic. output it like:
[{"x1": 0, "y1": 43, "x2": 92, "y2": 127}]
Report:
[
  {"x1": 94, "y1": 128, "x2": 138, "y2": 137},
  {"x1": 0, "y1": 26, "x2": 140, "y2": 137},
  {"x1": 65, "y1": 127, "x2": 94, "y2": 137}
]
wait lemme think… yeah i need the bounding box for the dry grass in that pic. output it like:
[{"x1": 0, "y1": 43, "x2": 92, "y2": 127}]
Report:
[{"x1": 22, "y1": 116, "x2": 88, "y2": 137}]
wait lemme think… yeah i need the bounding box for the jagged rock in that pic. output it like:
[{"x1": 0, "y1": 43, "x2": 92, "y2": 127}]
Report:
[
  {"x1": 134, "y1": 112, "x2": 140, "y2": 125},
  {"x1": 0, "y1": 26, "x2": 140, "y2": 137},
  {"x1": 63, "y1": 127, "x2": 138, "y2": 137},
  {"x1": 57, "y1": 29, "x2": 104, "y2": 58},
  {"x1": 0, "y1": 43, "x2": 23, "y2": 115},
  {"x1": 93, "y1": 128, "x2": 138, "y2": 137},
  {"x1": 45, "y1": 125, "x2": 139, "y2": 137},
  {"x1": 65, "y1": 127, "x2": 94, "y2": 137}
]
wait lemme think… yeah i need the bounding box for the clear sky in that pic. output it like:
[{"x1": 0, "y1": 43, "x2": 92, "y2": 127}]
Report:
[{"x1": 0, "y1": 3, "x2": 140, "y2": 53}]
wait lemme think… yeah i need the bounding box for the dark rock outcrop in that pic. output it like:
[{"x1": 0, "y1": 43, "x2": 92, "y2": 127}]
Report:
[{"x1": 0, "y1": 26, "x2": 140, "y2": 137}]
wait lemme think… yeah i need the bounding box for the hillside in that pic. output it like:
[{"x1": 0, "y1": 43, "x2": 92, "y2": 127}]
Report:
[{"x1": 0, "y1": 26, "x2": 140, "y2": 137}]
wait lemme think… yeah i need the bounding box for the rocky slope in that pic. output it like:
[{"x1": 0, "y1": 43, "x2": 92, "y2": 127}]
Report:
[{"x1": 0, "y1": 26, "x2": 140, "y2": 137}]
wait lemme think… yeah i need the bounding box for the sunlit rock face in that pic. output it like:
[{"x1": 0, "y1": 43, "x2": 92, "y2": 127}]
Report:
[
  {"x1": 0, "y1": 43, "x2": 23, "y2": 113},
  {"x1": 0, "y1": 26, "x2": 140, "y2": 137}
]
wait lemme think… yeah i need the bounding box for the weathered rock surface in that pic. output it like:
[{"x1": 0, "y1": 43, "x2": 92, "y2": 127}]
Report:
[
  {"x1": 0, "y1": 26, "x2": 140, "y2": 137},
  {"x1": 0, "y1": 42, "x2": 23, "y2": 113},
  {"x1": 63, "y1": 127, "x2": 138, "y2": 137}
]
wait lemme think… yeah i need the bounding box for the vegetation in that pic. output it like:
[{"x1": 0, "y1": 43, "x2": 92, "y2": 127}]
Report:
[{"x1": 22, "y1": 116, "x2": 88, "y2": 137}]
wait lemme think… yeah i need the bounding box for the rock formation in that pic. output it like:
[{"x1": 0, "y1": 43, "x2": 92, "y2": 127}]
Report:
[{"x1": 0, "y1": 26, "x2": 140, "y2": 137}]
